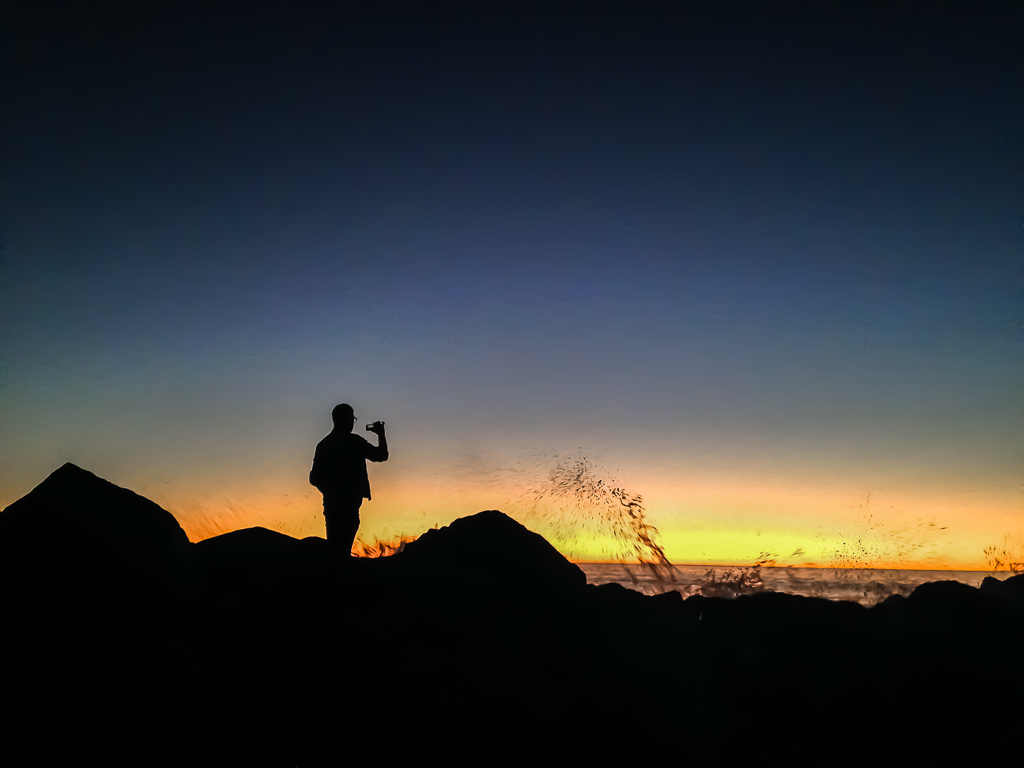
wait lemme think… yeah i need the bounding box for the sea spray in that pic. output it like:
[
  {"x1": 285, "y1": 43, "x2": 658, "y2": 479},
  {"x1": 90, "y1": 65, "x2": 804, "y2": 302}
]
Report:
[
  {"x1": 352, "y1": 453, "x2": 955, "y2": 605},
  {"x1": 506, "y1": 452, "x2": 678, "y2": 591},
  {"x1": 983, "y1": 531, "x2": 1024, "y2": 573},
  {"x1": 508, "y1": 459, "x2": 958, "y2": 601},
  {"x1": 681, "y1": 552, "x2": 777, "y2": 598},
  {"x1": 350, "y1": 450, "x2": 683, "y2": 591},
  {"x1": 506, "y1": 452, "x2": 790, "y2": 597},
  {"x1": 802, "y1": 494, "x2": 949, "y2": 602},
  {"x1": 822, "y1": 494, "x2": 947, "y2": 570}
]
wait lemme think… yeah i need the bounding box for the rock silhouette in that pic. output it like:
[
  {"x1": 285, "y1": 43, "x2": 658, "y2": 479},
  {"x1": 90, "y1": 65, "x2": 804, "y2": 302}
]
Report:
[
  {"x1": 391, "y1": 508, "x2": 588, "y2": 598},
  {"x1": 0, "y1": 464, "x2": 199, "y2": 763},
  {"x1": 0, "y1": 462, "x2": 189, "y2": 583},
  {"x1": 1, "y1": 464, "x2": 1021, "y2": 765}
]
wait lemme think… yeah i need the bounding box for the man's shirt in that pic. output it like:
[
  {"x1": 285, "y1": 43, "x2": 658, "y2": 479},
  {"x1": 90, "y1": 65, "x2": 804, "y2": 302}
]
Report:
[{"x1": 309, "y1": 431, "x2": 388, "y2": 500}]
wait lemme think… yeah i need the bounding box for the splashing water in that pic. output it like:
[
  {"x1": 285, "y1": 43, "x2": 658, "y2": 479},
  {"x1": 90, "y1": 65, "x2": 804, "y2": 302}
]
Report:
[
  {"x1": 983, "y1": 532, "x2": 1024, "y2": 572},
  {"x1": 817, "y1": 494, "x2": 948, "y2": 581},
  {"x1": 349, "y1": 455, "x2": 957, "y2": 605},
  {"x1": 504, "y1": 452, "x2": 782, "y2": 597},
  {"x1": 506, "y1": 452, "x2": 678, "y2": 591},
  {"x1": 680, "y1": 552, "x2": 778, "y2": 599}
]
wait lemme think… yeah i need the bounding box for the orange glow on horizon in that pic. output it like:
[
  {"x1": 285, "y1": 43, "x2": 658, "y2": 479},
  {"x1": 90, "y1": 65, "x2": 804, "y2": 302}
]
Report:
[
  {"x1": 21, "y1": 457, "x2": 1006, "y2": 574},
  {"x1": 153, "y1": 485, "x2": 1019, "y2": 573}
]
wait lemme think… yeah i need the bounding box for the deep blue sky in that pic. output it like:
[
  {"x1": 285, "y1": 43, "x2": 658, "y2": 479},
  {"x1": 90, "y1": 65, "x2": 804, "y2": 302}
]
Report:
[{"x1": 5, "y1": 2, "x2": 1021, "y2": 565}]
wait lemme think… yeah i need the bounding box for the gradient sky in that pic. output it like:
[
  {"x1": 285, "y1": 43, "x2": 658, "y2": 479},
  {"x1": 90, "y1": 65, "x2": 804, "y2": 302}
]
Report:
[{"x1": 5, "y1": 2, "x2": 1021, "y2": 568}]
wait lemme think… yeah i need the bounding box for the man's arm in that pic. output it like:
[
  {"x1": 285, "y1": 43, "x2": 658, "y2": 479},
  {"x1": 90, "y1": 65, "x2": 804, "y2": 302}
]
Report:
[
  {"x1": 309, "y1": 442, "x2": 325, "y2": 489},
  {"x1": 366, "y1": 422, "x2": 389, "y2": 462}
]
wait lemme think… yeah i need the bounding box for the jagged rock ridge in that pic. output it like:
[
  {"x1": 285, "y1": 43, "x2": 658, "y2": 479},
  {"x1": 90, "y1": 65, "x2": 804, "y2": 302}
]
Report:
[{"x1": 0, "y1": 464, "x2": 1021, "y2": 765}]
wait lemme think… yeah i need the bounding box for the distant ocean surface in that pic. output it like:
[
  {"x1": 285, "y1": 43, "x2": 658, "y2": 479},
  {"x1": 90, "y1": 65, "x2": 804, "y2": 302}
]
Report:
[{"x1": 579, "y1": 563, "x2": 1018, "y2": 606}]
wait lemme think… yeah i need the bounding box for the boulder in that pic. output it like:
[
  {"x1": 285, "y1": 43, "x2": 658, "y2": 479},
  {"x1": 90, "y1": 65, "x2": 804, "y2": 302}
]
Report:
[
  {"x1": 0, "y1": 462, "x2": 190, "y2": 594},
  {"x1": 389, "y1": 509, "x2": 587, "y2": 599},
  {"x1": 979, "y1": 572, "x2": 1024, "y2": 604},
  {"x1": 0, "y1": 466, "x2": 201, "y2": 763}
]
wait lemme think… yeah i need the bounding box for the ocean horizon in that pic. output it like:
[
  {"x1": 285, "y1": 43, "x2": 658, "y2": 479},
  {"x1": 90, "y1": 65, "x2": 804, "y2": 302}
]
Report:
[{"x1": 579, "y1": 563, "x2": 1019, "y2": 605}]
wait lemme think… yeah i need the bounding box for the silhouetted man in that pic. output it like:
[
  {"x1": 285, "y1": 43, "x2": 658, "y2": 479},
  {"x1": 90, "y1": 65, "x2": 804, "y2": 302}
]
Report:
[{"x1": 309, "y1": 403, "x2": 389, "y2": 554}]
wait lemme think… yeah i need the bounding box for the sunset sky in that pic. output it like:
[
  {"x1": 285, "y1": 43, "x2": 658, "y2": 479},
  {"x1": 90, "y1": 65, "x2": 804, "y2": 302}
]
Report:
[{"x1": 5, "y1": 3, "x2": 1021, "y2": 569}]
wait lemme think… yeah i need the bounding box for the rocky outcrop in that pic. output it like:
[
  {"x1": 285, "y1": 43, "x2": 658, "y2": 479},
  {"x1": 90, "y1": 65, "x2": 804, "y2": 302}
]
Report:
[
  {"x1": 1, "y1": 465, "x2": 1022, "y2": 765},
  {"x1": 0, "y1": 462, "x2": 189, "y2": 589},
  {"x1": 0, "y1": 465, "x2": 199, "y2": 762},
  {"x1": 388, "y1": 508, "x2": 588, "y2": 598}
]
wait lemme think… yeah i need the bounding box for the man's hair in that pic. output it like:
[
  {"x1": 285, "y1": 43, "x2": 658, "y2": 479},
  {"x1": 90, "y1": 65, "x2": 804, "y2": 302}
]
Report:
[{"x1": 331, "y1": 403, "x2": 355, "y2": 425}]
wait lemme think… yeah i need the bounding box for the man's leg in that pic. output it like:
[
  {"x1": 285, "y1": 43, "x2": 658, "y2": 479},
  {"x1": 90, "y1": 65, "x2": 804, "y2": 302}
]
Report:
[
  {"x1": 341, "y1": 504, "x2": 361, "y2": 554},
  {"x1": 324, "y1": 496, "x2": 363, "y2": 555}
]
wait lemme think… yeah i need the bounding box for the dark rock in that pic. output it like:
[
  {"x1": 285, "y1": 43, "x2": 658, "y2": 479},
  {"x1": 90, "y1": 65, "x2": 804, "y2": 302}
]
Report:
[
  {"x1": 197, "y1": 524, "x2": 301, "y2": 554},
  {"x1": 0, "y1": 462, "x2": 190, "y2": 591},
  {"x1": 190, "y1": 525, "x2": 337, "y2": 624},
  {"x1": 0, "y1": 464, "x2": 202, "y2": 764},
  {"x1": 907, "y1": 578, "x2": 979, "y2": 604},
  {"x1": 1, "y1": 465, "x2": 1022, "y2": 764},
  {"x1": 389, "y1": 509, "x2": 587, "y2": 598},
  {"x1": 0, "y1": 461, "x2": 188, "y2": 544},
  {"x1": 194, "y1": 525, "x2": 308, "y2": 577},
  {"x1": 877, "y1": 592, "x2": 907, "y2": 610},
  {"x1": 979, "y1": 572, "x2": 1024, "y2": 603},
  {"x1": 1005, "y1": 572, "x2": 1024, "y2": 593},
  {"x1": 585, "y1": 579, "x2": 649, "y2": 604}
]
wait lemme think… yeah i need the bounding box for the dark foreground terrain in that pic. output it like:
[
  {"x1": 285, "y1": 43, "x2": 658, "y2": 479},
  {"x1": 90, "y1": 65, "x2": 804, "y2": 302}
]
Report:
[{"x1": 1, "y1": 464, "x2": 1020, "y2": 766}]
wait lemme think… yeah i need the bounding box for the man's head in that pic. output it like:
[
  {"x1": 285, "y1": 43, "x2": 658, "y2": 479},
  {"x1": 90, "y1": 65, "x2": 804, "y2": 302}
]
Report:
[{"x1": 331, "y1": 403, "x2": 356, "y2": 431}]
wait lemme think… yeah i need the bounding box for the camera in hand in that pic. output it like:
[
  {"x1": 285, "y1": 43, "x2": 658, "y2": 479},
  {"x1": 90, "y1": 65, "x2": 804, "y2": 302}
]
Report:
[{"x1": 366, "y1": 421, "x2": 383, "y2": 432}]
